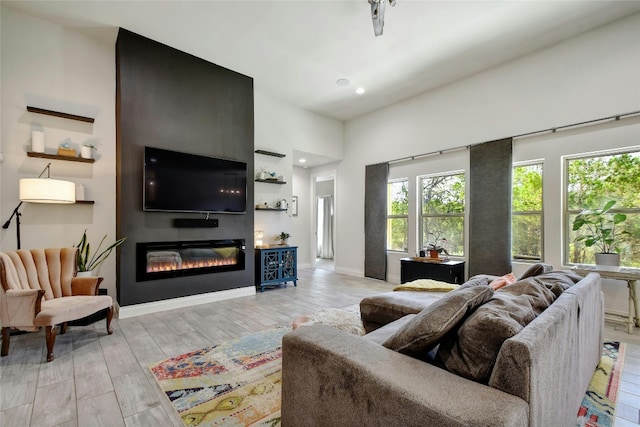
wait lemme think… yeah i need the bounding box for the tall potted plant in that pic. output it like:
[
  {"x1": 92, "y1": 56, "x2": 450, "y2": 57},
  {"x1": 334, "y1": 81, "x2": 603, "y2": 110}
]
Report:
[
  {"x1": 75, "y1": 230, "x2": 127, "y2": 276},
  {"x1": 572, "y1": 200, "x2": 629, "y2": 270}
]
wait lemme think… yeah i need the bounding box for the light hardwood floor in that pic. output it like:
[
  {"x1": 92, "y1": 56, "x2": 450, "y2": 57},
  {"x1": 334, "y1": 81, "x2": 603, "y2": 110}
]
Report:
[{"x1": 1, "y1": 268, "x2": 639, "y2": 427}]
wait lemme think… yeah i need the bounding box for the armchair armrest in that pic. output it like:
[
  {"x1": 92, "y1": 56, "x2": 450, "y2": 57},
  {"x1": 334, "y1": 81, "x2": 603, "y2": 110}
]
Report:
[
  {"x1": 4, "y1": 288, "x2": 45, "y2": 327},
  {"x1": 282, "y1": 325, "x2": 528, "y2": 427},
  {"x1": 71, "y1": 277, "x2": 104, "y2": 296}
]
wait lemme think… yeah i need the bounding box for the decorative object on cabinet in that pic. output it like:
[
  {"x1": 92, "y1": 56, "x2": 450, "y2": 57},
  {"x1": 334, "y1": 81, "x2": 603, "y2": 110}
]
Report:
[
  {"x1": 2, "y1": 163, "x2": 76, "y2": 249},
  {"x1": 278, "y1": 232, "x2": 291, "y2": 245},
  {"x1": 27, "y1": 105, "x2": 94, "y2": 123},
  {"x1": 75, "y1": 229, "x2": 127, "y2": 274},
  {"x1": 255, "y1": 246, "x2": 297, "y2": 292},
  {"x1": 291, "y1": 196, "x2": 298, "y2": 216},
  {"x1": 255, "y1": 149, "x2": 286, "y2": 158},
  {"x1": 255, "y1": 230, "x2": 265, "y2": 248},
  {"x1": 400, "y1": 258, "x2": 465, "y2": 284},
  {"x1": 31, "y1": 130, "x2": 45, "y2": 153}
]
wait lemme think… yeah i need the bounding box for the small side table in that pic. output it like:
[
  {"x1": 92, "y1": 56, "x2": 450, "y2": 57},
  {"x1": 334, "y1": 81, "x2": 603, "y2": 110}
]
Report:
[{"x1": 573, "y1": 267, "x2": 640, "y2": 334}]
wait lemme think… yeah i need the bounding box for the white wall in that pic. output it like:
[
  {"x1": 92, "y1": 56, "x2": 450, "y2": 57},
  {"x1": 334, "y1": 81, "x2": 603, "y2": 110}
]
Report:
[
  {"x1": 253, "y1": 89, "x2": 343, "y2": 248},
  {"x1": 292, "y1": 166, "x2": 311, "y2": 268},
  {"x1": 1, "y1": 7, "x2": 118, "y2": 295},
  {"x1": 1, "y1": 7, "x2": 345, "y2": 298},
  {"x1": 337, "y1": 13, "x2": 640, "y2": 312}
]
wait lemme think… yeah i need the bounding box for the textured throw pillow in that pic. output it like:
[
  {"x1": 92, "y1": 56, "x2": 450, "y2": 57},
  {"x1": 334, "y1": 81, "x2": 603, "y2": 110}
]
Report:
[
  {"x1": 489, "y1": 273, "x2": 517, "y2": 290},
  {"x1": 393, "y1": 279, "x2": 459, "y2": 292},
  {"x1": 518, "y1": 262, "x2": 553, "y2": 280},
  {"x1": 382, "y1": 280, "x2": 492, "y2": 359},
  {"x1": 436, "y1": 277, "x2": 557, "y2": 383}
]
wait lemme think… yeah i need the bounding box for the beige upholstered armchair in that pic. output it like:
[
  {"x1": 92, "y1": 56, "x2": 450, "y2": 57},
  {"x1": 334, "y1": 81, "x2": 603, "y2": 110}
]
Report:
[{"x1": 0, "y1": 248, "x2": 114, "y2": 362}]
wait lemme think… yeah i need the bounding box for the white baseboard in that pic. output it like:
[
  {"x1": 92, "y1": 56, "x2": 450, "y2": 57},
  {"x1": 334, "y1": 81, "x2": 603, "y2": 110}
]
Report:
[
  {"x1": 334, "y1": 266, "x2": 364, "y2": 277},
  {"x1": 118, "y1": 286, "x2": 256, "y2": 319}
]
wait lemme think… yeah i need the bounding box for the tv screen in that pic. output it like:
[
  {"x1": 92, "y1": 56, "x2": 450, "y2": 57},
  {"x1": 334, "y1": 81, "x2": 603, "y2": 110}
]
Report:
[{"x1": 144, "y1": 146, "x2": 247, "y2": 214}]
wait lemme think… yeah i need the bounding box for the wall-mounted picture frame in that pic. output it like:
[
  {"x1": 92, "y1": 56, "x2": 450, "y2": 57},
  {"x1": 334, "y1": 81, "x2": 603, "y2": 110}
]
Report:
[{"x1": 291, "y1": 196, "x2": 298, "y2": 216}]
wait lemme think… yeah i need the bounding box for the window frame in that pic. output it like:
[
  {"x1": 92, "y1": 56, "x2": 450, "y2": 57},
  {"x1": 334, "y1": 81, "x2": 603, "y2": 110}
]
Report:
[
  {"x1": 512, "y1": 160, "x2": 544, "y2": 263},
  {"x1": 563, "y1": 147, "x2": 640, "y2": 267},
  {"x1": 386, "y1": 177, "x2": 409, "y2": 253},
  {"x1": 418, "y1": 170, "x2": 465, "y2": 256}
]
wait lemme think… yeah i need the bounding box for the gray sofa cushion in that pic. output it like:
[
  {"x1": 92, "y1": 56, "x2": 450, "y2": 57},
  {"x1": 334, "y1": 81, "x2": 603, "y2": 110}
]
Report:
[
  {"x1": 517, "y1": 262, "x2": 553, "y2": 280},
  {"x1": 360, "y1": 276, "x2": 490, "y2": 332},
  {"x1": 436, "y1": 277, "x2": 557, "y2": 383},
  {"x1": 382, "y1": 284, "x2": 493, "y2": 358}
]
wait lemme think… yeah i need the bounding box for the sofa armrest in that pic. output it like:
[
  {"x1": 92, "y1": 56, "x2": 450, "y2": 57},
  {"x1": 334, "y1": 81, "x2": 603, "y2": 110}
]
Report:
[
  {"x1": 3, "y1": 288, "x2": 45, "y2": 327},
  {"x1": 71, "y1": 277, "x2": 103, "y2": 296},
  {"x1": 282, "y1": 325, "x2": 528, "y2": 427}
]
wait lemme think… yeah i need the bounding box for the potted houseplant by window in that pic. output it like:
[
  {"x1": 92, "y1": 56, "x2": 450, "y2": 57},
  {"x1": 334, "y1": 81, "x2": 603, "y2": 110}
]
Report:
[
  {"x1": 425, "y1": 232, "x2": 449, "y2": 259},
  {"x1": 572, "y1": 200, "x2": 629, "y2": 271},
  {"x1": 75, "y1": 230, "x2": 127, "y2": 276},
  {"x1": 278, "y1": 232, "x2": 291, "y2": 246}
]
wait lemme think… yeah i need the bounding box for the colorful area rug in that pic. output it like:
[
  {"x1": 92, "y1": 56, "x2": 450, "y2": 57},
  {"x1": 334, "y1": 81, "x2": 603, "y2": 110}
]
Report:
[
  {"x1": 576, "y1": 341, "x2": 626, "y2": 427},
  {"x1": 150, "y1": 327, "x2": 289, "y2": 427},
  {"x1": 150, "y1": 328, "x2": 626, "y2": 427}
]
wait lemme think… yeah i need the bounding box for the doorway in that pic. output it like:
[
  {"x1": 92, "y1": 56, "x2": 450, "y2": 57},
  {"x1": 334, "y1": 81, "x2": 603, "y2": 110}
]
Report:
[{"x1": 314, "y1": 175, "x2": 335, "y2": 271}]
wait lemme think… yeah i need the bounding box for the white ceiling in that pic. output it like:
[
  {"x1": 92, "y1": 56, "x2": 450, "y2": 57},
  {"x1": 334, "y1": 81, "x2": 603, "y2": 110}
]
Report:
[{"x1": 5, "y1": 1, "x2": 640, "y2": 125}]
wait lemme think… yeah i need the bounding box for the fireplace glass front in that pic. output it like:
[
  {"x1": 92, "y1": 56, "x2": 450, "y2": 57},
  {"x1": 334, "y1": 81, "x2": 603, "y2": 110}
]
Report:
[{"x1": 136, "y1": 239, "x2": 245, "y2": 282}]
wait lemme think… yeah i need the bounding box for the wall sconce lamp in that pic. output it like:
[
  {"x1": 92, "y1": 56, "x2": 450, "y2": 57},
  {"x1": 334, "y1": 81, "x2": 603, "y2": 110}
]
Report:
[{"x1": 2, "y1": 162, "x2": 75, "y2": 249}]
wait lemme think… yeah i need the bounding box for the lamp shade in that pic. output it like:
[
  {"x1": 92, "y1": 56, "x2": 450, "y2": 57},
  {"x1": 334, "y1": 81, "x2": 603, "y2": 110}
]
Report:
[{"x1": 20, "y1": 178, "x2": 76, "y2": 204}]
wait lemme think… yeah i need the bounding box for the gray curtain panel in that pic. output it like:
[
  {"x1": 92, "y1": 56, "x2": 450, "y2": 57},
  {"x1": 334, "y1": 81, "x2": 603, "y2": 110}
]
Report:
[
  {"x1": 365, "y1": 163, "x2": 389, "y2": 280},
  {"x1": 469, "y1": 138, "x2": 513, "y2": 277}
]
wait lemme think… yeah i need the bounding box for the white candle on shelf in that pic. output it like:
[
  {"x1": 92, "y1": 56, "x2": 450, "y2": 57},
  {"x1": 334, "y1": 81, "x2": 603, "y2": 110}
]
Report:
[{"x1": 31, "y1": 131, "x2": 45, "y2": 153}]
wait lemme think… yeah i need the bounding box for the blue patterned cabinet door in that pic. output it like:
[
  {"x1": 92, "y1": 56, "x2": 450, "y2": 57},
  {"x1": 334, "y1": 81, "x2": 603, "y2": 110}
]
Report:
[{"x1": 255, "y1": 247, "x2": 298, "y2": 292}]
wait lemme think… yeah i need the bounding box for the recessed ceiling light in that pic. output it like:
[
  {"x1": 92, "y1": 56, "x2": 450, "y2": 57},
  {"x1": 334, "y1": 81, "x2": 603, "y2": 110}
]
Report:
[
  {"x1": 299, "y1": 158, "x2": 307, "y2": 163},
  {"x1": 356, "y1": 87, "x2": 365, "y2": 95},
  {"x1": 336, "y1": 78, "x2": 350, "y2": 86}
]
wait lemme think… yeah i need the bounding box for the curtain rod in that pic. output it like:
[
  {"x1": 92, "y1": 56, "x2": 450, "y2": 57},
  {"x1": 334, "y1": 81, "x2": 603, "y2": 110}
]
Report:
[{"x1": 387, "y1": 109, "x2": 640, "y2": 165}]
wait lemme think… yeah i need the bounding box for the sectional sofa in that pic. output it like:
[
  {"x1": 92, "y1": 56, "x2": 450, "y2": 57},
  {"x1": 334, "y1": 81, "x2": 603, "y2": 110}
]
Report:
[{"x1": 281, "y1": 267, "x2": 603, "y2": 426}]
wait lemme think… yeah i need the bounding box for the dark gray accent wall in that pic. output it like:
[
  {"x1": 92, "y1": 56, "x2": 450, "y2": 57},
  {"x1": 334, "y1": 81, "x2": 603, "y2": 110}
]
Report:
[
  {"x1": 364, "y1": 163, "x2": 389, "y2": 280},
  {"x1": 468, "y1": 138, "x2": 513, "y2": 277},
  {"x1": 116, "y1": 28, "x2": 254, "y2": 306}
]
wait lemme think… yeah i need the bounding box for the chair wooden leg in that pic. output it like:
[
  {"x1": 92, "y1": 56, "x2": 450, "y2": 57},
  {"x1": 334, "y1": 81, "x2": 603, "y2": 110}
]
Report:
[
  {"x1": 1, "y1": 327, "x2": 9, "y2": 357},
  {"x1": 45, "y1": 326, "x2": 57, "y2": 362},
  {"x1": 60, "y1": 322, "x2": 68, "y2": 335},
  {"x1": 106, "y1": 306, "x2": 114, "y2": 335}
]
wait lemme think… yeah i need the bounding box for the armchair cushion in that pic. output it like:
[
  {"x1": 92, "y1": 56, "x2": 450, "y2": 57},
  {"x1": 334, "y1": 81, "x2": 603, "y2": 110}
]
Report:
[{"x1": 34, "y1": 295, "x2": 113, "y2": 327}]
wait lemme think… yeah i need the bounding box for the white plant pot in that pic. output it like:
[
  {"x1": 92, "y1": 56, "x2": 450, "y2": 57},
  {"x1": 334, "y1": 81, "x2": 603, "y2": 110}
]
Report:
[
  {"x1": 80, "y1": 146, "x2": 94, "y2": 159},
  {"x1": 76, "y1": 271, "x2": 94, "y2": 278},
  {"x1": 595, "y1": 253, "x2": 620, "y2": 271}
]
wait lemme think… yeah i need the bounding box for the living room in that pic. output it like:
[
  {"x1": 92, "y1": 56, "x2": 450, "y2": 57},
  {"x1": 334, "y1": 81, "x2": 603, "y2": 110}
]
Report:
[{"x1": 1, "y1": 2, "x2": 640, "y2": 426}]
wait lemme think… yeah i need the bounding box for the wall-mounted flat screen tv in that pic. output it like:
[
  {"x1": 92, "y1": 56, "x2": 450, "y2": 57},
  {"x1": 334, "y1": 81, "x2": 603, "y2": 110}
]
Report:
[{"x1": 144, "y1": 146, "x2": 247, "y2": 214}]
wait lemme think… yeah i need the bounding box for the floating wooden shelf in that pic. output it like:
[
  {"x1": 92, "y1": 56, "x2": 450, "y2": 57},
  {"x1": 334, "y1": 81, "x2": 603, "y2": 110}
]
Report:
[
  {"x1": 255, "y1": 179, "x2": 286, "y2": 185},
  {"x1": 255, "y1": 207, "x2": 287, "y2": 212},
  {"x1": 27, "y1": 106, "x2": 94, "y2": 123},
  {"x1": 75, "y1": 200, "x2": 95, "y2": 205},
  {"x1": 255, "y1": 149, "x2": 285, "y2": 158},
  {"x1": 27, "y1": 151, "x2": 95, "y2": 163}
]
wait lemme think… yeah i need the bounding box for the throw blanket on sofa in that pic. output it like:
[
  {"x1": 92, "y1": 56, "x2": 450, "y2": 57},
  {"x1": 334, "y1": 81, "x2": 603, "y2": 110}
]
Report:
[{"x1": 394, "y1": 279, "x2": 459, "y2": 292}]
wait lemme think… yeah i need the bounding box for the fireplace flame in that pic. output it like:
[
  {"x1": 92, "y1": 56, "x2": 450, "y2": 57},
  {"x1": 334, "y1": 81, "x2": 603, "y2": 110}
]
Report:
[{"x1": 146, "y1": 255, "x2": 238, "y2": 273}]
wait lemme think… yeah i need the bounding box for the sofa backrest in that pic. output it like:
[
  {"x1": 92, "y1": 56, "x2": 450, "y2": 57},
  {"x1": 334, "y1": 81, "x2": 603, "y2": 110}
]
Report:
[
  {"x1": 0, "y1": 248, "x2": 77, "y2": 300},
  {"x1": 488, "y1": 272, "x2": 603, "y2": 427}
]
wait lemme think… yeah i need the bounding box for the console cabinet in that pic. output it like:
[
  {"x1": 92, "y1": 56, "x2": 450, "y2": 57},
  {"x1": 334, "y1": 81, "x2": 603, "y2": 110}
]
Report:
[
  {"x1": 255, "y1": 246, "x2": 297, "y2": 292},
  {"x1": 400, "y1": 258, "x2": 465, "y2": 284}
]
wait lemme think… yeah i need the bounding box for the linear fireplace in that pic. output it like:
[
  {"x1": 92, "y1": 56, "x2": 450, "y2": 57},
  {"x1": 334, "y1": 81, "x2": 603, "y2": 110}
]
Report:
[{"x1": 137, "y1": 239, "x2": 245, "y2": 282}]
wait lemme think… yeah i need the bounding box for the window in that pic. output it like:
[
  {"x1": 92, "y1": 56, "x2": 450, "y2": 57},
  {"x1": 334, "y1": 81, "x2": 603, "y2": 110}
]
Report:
[
  {"x1": 512, "y1": 162, "x2": 543, "y2": 261},
  {"x1": 387, "y1": 179, "x2": 408, "y2": 252},
  {"x1": 565, "y1": 150, "x2": 640, "y2": 267},
  {"x1": 420, "y1": 172, "x2": 465, "y2": 256}
]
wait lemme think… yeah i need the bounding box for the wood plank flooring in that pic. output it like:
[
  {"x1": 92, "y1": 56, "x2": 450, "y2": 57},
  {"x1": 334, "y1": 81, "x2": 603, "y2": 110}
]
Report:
[{"x1": 1, "y1": 267, "x2": 640, "y2": 426}]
